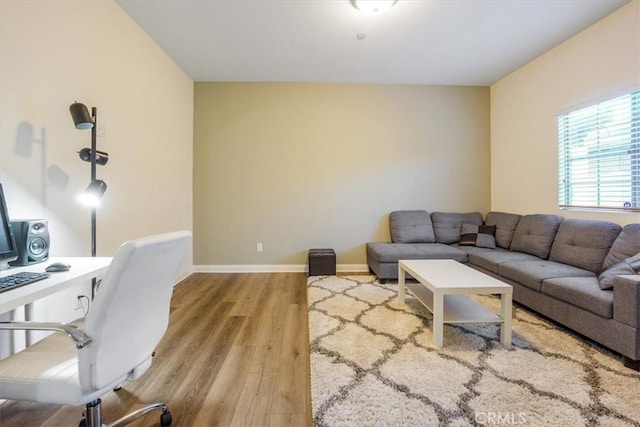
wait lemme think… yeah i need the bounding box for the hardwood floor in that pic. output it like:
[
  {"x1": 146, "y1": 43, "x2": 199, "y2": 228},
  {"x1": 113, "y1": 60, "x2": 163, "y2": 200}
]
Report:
[{"x1": 0, "y1": 273, "x2": 312, "y2": 427}]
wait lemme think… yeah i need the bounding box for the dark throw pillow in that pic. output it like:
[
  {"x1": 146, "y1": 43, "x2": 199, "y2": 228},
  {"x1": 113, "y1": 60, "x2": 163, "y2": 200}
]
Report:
[
  {"x1": 598, "y1": 253, "x2": 640, "y2": 290},
  {"x1": 459, "y1": 223, "x2": 497, "y2": 249}
]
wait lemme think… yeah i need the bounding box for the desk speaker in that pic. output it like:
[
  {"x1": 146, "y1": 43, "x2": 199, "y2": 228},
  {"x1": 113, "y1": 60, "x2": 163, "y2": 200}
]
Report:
[{"x1": 9, "y1": 219, "x2": 49, "y2": 266}]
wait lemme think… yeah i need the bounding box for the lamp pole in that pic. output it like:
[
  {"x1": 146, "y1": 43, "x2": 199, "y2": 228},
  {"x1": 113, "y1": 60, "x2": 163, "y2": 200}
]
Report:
[
  {"x1": 69, "y1": 102, "x2": 107, "y2": 298},
  {"x1": 89, "y1": 108, "x2": 98, "y2": 299},
  {"x1": 90, "y1": 107, "x2": 97, "y2": 258}
]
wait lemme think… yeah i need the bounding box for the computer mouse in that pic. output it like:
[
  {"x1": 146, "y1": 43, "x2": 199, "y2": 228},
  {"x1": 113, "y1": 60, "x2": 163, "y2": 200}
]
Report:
[{"x1": 45, "y1": 262, "x2": 71, "y2": 272}]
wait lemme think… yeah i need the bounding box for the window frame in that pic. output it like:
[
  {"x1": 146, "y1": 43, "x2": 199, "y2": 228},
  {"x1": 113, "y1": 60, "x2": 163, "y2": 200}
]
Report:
[{"x1": 557, "y1": 90, "x2": 640, "y2": 213}]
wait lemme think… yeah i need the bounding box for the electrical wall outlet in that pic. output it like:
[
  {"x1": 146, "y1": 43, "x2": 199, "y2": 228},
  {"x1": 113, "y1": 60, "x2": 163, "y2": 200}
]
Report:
[
  {"x1": 75, "y1": 294, "x2": 85, "y2": 311},
  {"x1": 257, "y1": 243, "x2": 263, "y2": 252}
]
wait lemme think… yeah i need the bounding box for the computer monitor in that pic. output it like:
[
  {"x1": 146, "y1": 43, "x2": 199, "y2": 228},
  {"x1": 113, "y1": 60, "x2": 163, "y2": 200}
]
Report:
[{"x1": 0, "y1": 183, "x2": 18, "y2": 269}]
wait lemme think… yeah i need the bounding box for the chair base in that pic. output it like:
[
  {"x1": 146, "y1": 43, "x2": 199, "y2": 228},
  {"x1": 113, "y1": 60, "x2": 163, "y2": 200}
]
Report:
[{"x1": 81, "y1": 398, "x2": 172, "y2": 427}]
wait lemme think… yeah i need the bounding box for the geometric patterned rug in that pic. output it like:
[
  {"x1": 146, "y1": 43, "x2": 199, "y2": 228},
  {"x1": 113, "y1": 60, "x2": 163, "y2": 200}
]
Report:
[{"x1": 308, "y1": 275, "x2": 640, "y2": 427}]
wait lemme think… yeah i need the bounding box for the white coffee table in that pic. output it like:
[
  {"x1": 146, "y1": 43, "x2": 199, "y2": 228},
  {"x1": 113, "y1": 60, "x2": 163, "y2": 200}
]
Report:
[{"x1": 398, "y1": 259, "x2": 513, "y2": 348}]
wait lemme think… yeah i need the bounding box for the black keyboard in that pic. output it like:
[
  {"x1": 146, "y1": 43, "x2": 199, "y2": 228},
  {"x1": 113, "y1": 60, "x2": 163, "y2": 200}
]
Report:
[{"x1": 0, "y1": 271, "x2": 50, "y2": 293}]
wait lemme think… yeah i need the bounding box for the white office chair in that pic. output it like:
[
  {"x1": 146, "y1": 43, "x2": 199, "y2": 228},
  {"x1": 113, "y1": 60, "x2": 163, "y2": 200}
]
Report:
[{"x1": 0, "y1": 231, "x2": 191, "y2": 427}]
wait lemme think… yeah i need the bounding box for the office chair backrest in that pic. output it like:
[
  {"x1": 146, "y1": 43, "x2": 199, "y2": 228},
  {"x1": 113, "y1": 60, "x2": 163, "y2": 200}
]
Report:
[{"x1": 78, "y1": 231, "x2": 191, "y2": 391}]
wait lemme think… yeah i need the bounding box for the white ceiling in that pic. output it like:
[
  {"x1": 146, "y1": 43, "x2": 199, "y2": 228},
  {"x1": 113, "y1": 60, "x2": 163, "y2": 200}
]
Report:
[{"x1": 116, "y1": 0, "x2": 630, "y2": 86}]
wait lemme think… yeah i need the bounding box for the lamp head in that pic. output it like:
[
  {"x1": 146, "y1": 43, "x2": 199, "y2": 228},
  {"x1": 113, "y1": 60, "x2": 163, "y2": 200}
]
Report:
[
  {"x1": 78, "y1": 148, "x2": 109, "y2": 165},
  {"x1": 78, "y1": 180, "x2": 107, "y2": 207},
  {"x1": 69, "y1": 102, "x2": 94, "y2": 130}
]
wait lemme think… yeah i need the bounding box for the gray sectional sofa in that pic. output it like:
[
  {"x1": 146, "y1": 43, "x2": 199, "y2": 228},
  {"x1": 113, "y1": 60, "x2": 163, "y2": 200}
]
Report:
[{"x1": 366, "y1": 210, "x2": 640, "y2": 369}]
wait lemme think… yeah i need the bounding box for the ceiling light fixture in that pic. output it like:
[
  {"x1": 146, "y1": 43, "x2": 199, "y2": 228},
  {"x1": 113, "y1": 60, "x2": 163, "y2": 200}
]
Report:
[{"x1": 350, "y1": 0, "x2": 397, "y2": 14}]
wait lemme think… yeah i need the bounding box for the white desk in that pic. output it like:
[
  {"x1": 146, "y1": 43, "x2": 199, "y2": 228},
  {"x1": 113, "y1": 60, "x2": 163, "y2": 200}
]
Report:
[
  {"x1": 0, "y1": 257, "x2": 111, "y2": 350},
  {"x1": 0, "y1": 257, "x2": 112, "y2": 315}
]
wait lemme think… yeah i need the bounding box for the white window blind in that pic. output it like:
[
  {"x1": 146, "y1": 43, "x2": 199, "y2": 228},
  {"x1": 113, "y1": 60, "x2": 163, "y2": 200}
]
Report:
[{"x1": 558, "y1": 91, "x2": 640, "y2": 211}]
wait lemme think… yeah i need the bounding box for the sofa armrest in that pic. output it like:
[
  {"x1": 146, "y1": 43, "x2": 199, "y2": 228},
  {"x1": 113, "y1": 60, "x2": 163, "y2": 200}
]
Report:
[{"x1": 613, "y1": 275, "x2": 640, "y2": 328}]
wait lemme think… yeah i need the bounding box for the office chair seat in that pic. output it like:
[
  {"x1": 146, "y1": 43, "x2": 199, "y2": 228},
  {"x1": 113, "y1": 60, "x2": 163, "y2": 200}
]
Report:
[
  {"x1": 0, "y1": 231, "x2": 191, "y2": 427},
  {"x1": 0, "y1": 320, "x2": 127, "y2": 405}
]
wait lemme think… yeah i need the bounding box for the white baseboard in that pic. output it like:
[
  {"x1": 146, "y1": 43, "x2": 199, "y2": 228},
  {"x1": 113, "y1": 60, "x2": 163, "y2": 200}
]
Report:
[
  {"x1": 193, "y1": 264, "x2": 370, "y2": 273},
  {"x1": 194, "y1": 264, "x2": 304, "y2": 273},
  {"x1": 337, "y1": 264, "x2": 370, "y2": 273}
]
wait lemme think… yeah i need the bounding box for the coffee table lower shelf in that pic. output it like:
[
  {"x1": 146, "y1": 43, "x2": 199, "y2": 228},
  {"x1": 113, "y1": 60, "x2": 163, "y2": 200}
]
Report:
[{"x1": 405, "y1": 282, "x2": 504, "y2": 324}]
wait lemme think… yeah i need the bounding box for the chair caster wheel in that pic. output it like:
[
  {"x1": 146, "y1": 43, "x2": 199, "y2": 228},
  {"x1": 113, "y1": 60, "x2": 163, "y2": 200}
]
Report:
[
  {"x1": 79, "y1": 419, "x2": 87, "y2": 427},
  {"x1": 160, "y1": 410, "x2": 173, "y2": 426}
]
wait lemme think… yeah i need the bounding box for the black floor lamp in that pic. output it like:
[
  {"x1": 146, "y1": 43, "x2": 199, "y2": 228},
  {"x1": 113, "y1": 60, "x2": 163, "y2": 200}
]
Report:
[{"x1": 69, "y1": 102, "x2": 108, "y2": 260}]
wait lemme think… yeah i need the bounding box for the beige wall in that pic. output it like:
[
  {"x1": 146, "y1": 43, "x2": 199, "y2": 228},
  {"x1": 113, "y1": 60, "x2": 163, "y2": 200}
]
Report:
[
  {"x1": 491, "y1": 1, "x2": 640, "y2": 225},
  {"x1": 0, "y1": 0, "x2": 193, "y2": 330},
  {"x1": 1, "y1": 0, "x2": 193, "y2": 259},
  {"x1": 194, "y1": 83, "x2": 490, "y2": 269}
]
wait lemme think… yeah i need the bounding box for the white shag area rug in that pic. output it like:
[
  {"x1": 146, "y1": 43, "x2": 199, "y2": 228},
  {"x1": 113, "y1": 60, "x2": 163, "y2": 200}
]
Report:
[{"x1": 308, "y1": 275, "x2": 640, "y2": 427}]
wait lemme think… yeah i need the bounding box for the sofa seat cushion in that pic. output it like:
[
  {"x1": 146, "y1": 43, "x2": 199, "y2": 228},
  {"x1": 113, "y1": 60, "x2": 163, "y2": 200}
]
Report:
[
  {"x1": 485, "y1": 211, "x2": 522, "y2": 249},
  {"x1": 499, "y1": 260, "x2": 595, "y2": 292},
  {"x1": 389, "y1": 210, "x2": 435, "y2": 243},
  {"x1": 366, "y1": 242, "x2": 467, "y2": 263},
  {"x1": 468, "y1": 250, "x2": 539, "y2": 274},
  {"x1": 454, "y1": 244, "x2": 497, "y2": 256},
  {"x1": 431, "y1": 212, "x2": 483, "y2": 244},
  {"x1": 542, "y1": 277, "x2": 613, "y2": 318},
  {"x1": 549, "y1": 218, "x2": 621, "y2": 273},
  {"x1": 510, "y1": 214, "x2": 564, "y2": 259}
]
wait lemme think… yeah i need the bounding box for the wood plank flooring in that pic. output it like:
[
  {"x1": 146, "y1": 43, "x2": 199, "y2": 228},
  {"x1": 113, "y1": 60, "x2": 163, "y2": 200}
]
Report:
[{"x1": 0, "y1": 273, "x2": 312, "y2": 427}]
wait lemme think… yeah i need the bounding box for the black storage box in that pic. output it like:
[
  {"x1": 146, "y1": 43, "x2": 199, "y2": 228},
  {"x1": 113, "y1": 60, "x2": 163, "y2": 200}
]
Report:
[{"x1": 308, "y1": 248, "x2": 336, "y2": 276}]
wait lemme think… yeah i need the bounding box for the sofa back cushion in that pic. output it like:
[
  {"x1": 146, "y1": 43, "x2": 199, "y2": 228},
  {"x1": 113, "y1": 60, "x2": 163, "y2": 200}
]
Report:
[
  {"x1": 389, "y1": 210, "x2": 435, "y2": 243},
  {"x1": 602, "y1": 223, "x2": 640, "y2": 269},
  {"x1": 485, "y1": 211, "x2": 522, "y2": 249},
  {"x1": 431, "y1": 212, "x2": 483, "y2": 244},
  {"x1": 510, "y1": 214, "x2": 564, "y2": 259},
  {"x1": 549, "y1": 219, "x2": 621, "y2": 273}
]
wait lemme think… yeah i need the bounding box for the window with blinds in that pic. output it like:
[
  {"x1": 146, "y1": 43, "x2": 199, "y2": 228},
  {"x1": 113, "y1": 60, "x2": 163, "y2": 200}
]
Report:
[{"x1": 558, "y1": 91, "x2": 640, "y2": 211}]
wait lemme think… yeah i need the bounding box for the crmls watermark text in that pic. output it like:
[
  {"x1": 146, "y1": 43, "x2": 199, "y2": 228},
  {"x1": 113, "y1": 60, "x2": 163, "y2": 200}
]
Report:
[{"x1": 475, "y1": 412, "x2": 528, "y2": 425}]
